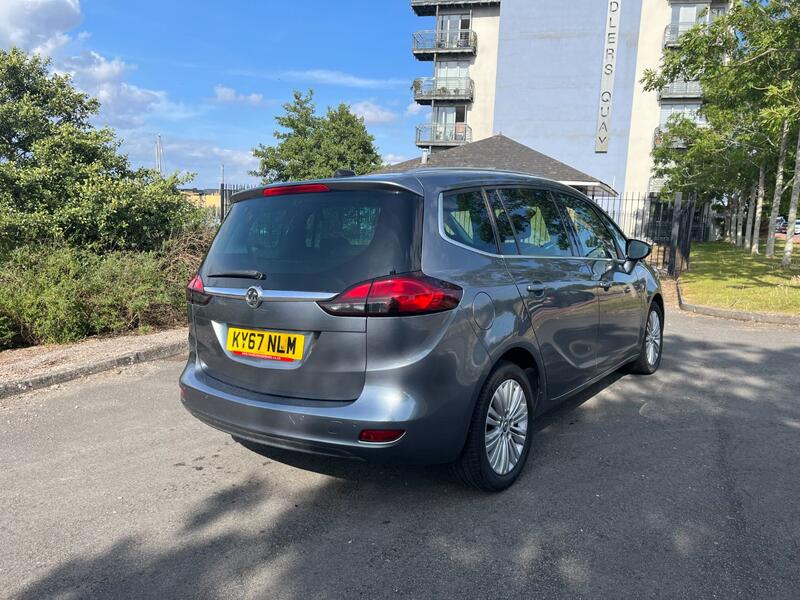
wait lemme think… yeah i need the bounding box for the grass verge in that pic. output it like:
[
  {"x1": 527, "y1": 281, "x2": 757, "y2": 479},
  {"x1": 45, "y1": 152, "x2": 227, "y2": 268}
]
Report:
[{"x1": 679, "y1": 241, "x2": 800, "y2": 315}]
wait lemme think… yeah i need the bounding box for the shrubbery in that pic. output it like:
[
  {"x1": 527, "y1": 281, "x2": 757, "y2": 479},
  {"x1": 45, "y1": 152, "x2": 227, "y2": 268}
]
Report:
[
  {"x1": 0, "y1": 227, "x2": 215, "y2": 349},
  {"x1": 0, "y1": 48, "x2": 214, "y2": 349}
]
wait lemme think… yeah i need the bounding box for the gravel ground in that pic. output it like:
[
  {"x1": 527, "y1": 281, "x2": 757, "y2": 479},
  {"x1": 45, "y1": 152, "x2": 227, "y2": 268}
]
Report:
[
  {"x1": 2, "y1": 310, "x2": 799, "y2": 599},
  {"x1": 0, "y1": 328, "x2": 187, "y2": 383}
]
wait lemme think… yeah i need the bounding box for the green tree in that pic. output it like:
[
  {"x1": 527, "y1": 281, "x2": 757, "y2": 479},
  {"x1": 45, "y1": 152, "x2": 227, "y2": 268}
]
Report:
[
  {"x1": 251, "y1": 90, "x2": 382, "y2": 183},
  {"x1": 642, "y1": 0, "x2": 800, "y2": 264},
  {"x1": 0, "y1": 47, "x2": 199, "y2": 256}
]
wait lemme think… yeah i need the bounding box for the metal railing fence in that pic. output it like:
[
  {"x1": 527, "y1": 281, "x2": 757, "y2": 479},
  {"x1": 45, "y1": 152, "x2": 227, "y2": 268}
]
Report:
[
  {"x1": 415, "y1": 122, "x2": 473, "y2": 145},
  {"x1": 412, "y1": 76, "x2": 475, "y2": 101},
  {"x1": 412, "y1": 29, "x2": 477, "y2": 53}
]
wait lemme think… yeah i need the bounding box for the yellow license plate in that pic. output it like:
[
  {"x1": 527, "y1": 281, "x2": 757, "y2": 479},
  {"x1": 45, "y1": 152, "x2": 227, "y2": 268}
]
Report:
[{"x1": 226, "y1": 327, "x2": 305, "y2": 362}]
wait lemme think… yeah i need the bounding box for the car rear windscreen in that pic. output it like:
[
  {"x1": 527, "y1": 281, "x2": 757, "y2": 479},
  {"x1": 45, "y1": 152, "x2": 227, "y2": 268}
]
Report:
[{"x1": 202, "y1": 189, "x2": 422, "y2": 292}]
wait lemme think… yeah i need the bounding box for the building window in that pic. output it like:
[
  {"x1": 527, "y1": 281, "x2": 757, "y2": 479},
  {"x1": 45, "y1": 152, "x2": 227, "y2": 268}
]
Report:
[
  {"x1": 660, "y1": 103, "x2": 704, "y2": 126},
  {"x1": 432, "y1": 106, "x2": 468, "y2": 141},
  {"x1": 671, "y1": 4, "x2": 706, "y2": 25},
  {"x1": 436, "y1": 13, "x2": 471, "y2": 48},
  {"x1": 709, "y1": 6, "x2": 727, "y2": 21},
  {"x1": 437, "y1": 13, "x2": 471, "y2": 33},
  {"x1": 435, "y1": 60, "x2": 469, "y2": 81}
]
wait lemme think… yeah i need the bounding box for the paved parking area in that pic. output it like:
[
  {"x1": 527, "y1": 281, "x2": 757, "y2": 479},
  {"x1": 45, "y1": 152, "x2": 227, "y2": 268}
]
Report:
[{"x1": 2, "y1": 310, "x2": 799, "y2": 599}]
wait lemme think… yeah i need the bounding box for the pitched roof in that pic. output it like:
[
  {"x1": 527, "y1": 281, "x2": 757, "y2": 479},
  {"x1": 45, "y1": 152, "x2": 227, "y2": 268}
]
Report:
[{"x1": 377, "y1": 134, "x2": 616, "y2": 195}]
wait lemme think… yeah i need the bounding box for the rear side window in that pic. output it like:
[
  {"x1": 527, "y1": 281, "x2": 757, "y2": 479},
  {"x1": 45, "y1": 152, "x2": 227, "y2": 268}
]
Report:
[
  {"x1": 491, "y1": 188, "x2": 573, "y2": 257},
  {"x1": 558, "y1": 194, "x2": 621, "y2": 259},
  {"x1": 441, "y1": 190, "x2": 498, "y2": 253},
  {"x1": 203, "y1": 189, "x2": 421, "y2": 292}
]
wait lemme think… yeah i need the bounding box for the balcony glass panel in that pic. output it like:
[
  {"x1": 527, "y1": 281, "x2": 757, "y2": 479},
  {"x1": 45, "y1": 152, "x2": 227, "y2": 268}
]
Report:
[
  {"x1": 415, "y1": 123, "x2": 473, "y2": 145},
  {"x1": 412, "y1": 77, "x2": 474, "y2": 101},
  {"x1": 412, "y1": 29, "x2": 477, "y2": 53}
]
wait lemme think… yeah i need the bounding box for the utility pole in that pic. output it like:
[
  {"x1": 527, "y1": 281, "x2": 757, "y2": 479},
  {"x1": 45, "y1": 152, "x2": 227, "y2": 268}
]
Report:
[
  {"x1": 219, "y1": 164, "x2": 226, "y2": 221},
  {"x1": 154, "y1": 135, "x2": 163, "y2": 174}
]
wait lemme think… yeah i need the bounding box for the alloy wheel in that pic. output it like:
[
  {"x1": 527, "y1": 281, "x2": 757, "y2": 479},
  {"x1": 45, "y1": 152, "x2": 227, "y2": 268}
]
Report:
[
  {"x1": 645, "y1": 310, "x2": 662, "y2": 366},
  {"x1": 485, "y1": 379, "x2": 528, "y2": 475}
]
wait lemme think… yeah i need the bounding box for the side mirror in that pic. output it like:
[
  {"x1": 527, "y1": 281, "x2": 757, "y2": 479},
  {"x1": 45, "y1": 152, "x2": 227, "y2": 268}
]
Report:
[{"x1": 626, "y1": 239, "x2": 651, "y2": 262}]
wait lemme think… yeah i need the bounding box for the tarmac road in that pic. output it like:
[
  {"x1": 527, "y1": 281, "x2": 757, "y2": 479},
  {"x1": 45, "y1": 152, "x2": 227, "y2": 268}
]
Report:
[{"x1": 2, "y1": 310, "x2": 799, "y2": 599}]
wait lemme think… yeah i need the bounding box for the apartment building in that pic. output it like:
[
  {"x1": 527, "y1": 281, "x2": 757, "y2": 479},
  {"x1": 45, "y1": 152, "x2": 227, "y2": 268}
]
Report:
[
  {"x1": 410, "y1": 0, "x2": 501, "y2": 149},
  {"x1": 409, "y1": 0, "x2": 728, "y2": 195}
]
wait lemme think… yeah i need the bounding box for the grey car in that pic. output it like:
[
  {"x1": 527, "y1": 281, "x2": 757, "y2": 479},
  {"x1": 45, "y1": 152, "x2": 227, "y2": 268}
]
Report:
[{"x1": 180, "y1": 169, "x2": 663, "y2": 491}]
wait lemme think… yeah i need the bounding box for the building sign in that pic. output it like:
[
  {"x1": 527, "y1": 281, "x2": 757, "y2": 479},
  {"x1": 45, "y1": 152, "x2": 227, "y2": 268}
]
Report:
[{"x1": 595, "y1": 0, "x2": 621, "y2": 153}]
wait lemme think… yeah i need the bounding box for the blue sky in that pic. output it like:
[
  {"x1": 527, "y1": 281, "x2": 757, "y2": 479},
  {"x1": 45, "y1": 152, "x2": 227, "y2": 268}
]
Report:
[{"x1": 0, "y1": 0, "x2": 432, "y2": 187}]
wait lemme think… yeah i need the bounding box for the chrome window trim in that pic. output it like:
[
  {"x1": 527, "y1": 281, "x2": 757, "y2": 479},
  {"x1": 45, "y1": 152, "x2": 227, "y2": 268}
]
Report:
[
  {"x1": 204, "y1": 287, "x2": 338, "y2": 302},
  {"x1": 437, "y1": 191, "x2": 620, "y2": 262}
]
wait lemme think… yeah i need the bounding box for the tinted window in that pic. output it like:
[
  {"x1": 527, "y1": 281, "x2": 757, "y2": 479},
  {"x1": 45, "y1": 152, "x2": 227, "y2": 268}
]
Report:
[
  {"x1": 203, "y1": 190, "x2": 421, "y2": 292},
  {"x1": 599, "y1": 211, "x2": 628, "y2": 257},
  {"x1": 558, "y1": 194, "x2": 620, "y2": 259},
  {"x1": 485, "y1": 191, "x2": 518, "y2": 254},
  {"x1": 442, "y1": 190, "x2": 498, "y2": 253},
  {"x1": 492, "y1": 188, "x2": 574, "y2": 257}
]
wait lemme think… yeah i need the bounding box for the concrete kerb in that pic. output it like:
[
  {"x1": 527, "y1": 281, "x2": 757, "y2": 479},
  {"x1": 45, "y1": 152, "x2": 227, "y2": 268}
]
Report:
[{"x1": 0, "y1": 339, "x2": 187, "y2": 399}]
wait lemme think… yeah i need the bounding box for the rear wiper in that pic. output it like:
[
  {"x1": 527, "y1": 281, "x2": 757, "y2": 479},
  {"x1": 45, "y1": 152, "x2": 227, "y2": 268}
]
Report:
[{"x1": 207, "y1": 270, "x2": 264, "y2": 280}]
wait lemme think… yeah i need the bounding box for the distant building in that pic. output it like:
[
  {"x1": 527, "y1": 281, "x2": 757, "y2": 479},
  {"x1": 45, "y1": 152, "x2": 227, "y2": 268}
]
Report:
[
  {"x1": 409, "y1": 0, "x2": 729, "y2": 194},
  {"x1": 180, "y1": 188, "x2": 219, "y2": 210}
]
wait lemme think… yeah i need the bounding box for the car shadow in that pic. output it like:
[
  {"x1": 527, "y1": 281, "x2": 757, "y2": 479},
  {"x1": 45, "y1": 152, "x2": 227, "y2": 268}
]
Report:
[{"x1": 13, "y1": 322, "x2": 800, "y2": 598}]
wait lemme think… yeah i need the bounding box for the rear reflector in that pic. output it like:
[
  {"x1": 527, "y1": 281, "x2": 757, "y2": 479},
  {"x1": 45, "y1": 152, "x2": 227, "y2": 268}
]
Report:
[
  {"x1": 317, "y1": 272, "x2": 462, "y2": 317},
  {"x1": 186, "y1": 274, "x2": 210, "y2": 305},
  {"x1": 263, "y1": 183, "x2": 330, "y2": 197},
  {"x1": 359, "y1": 429, "x2": 405, "y2": 443}
]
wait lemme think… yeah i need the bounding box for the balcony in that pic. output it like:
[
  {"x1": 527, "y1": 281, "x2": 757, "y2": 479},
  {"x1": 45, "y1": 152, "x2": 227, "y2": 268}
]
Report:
[
  {"x1": 664, "y1": 21, "x2": 700, "y2": 46},
  {"x1": 659, "y1": 80, "x2": 702, "y2": 100},
  {"x1": 412, "y1": 77, "x2": 474, "y2": 104},
  {"x1": 411, "y1": 0, "x2": 501, "y2": 17},
  {"x1": 653, "y1": 127, "x2": 687, "y2": 150},
  {"x1": 415, "y1": 123, "x2": 473, "y2": 147},
  {"x1": 412, "y1": 29, "x2": 477, "y2": 60},
  {"x1": 648, "y1": 178, "x2": 666, "y2": 194}
]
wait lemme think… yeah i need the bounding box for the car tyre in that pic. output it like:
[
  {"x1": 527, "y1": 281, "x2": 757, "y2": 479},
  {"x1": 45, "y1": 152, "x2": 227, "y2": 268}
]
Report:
[
  {"x1": 626, "y1": 302, "x2": 664, "y2": 375},
  {"x1": 454, "y1": 361, "x2": 535, "y2": 492}
]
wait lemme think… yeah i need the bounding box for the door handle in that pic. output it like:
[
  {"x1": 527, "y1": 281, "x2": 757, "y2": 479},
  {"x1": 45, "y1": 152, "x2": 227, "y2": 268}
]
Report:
[
  {"x1": 623, "y1": 286, "x2": 632, "y2": 294},
  {"x1": 526, "y1": 282, "x2": 546, "y2": 296}
]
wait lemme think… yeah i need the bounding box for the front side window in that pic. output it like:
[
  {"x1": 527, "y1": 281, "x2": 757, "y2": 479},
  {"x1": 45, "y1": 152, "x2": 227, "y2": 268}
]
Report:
[
  {"x1": 595, "y1": 208, "x2": 628, "y2": 257},
  {"x1": 490, "y1": 188, "x2": 573, "y2": 257},
  {"x1": 558, "y1": 194, "x2": 621, "y2": 260},
  {"x1": 441, "y1": 190, "x2": 497, "y2": 254}
]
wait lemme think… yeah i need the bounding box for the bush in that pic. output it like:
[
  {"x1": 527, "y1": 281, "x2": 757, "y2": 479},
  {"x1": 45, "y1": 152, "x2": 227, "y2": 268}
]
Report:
[{"x1": 0, "y1": 231, "x2": 214, "y2": 349}]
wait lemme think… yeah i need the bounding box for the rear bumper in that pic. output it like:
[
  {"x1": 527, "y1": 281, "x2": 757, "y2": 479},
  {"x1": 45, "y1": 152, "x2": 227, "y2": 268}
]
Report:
[{"x1": 179, "y1": 358, "x2": 469, "y2": 464}]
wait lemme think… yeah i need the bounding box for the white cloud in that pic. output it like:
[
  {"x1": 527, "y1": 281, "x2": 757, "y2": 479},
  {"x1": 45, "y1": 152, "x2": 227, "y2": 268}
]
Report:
[
  {"x1": 235, "y1": 68, "x2": 406, "y2": 89},
  {"x1": 351, "y1": 100, "x2": 398, "y2": 124},
  {"x1": 0, "y1": 0, "x2": 81, "y2": 56},
  {"x1": 63, "y1": 50, "x2": 128, "y2": 82},
  {"x1": 382, "y1": 153, "x2": 409, "y2": 165},
  {"x1": 405, "y1": 102, "x2": 424, "y2": 117},
  {"x1": 213, "y1": 84, "x2": 265, "y2": 106},
  {"x1": 58, "y1": 49, "x2": 200, "y2": 127},
  {"x1": 0, "y1": 1, "x2": 199, "y2": 128}
]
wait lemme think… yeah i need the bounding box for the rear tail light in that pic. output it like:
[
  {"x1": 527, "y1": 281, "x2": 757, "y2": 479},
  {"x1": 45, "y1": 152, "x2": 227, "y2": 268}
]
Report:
[
  {"x1": 263, "y1": 183, "x2": 330, "y2": 197},
  {"x1": 359, "y1": 429, "x2": 405, "y2": 443},
  {"x1": 318, "y1": 272, "x2": 462, "y2": 317},
  {"x1": 186, "y1": 274, "x2": 210, "y2": 305}
]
